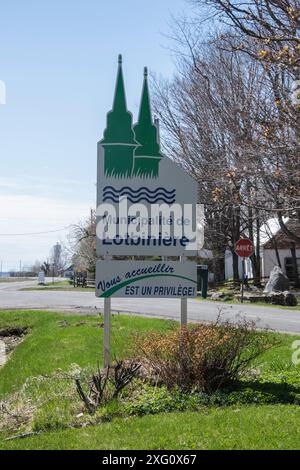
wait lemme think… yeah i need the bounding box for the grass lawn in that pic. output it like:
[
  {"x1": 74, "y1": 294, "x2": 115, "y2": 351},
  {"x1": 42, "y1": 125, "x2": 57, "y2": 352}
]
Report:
[
  {"x1": 21, "y1": 280, "x2": 94, "y2": 292},
  {"x1": 0, "y1": 311, "x2": 172, "y2": 397},
  {"x1": 45, "y1": 280, "x2": 71, "y2": 287},
  {"x1": 0, "y1": 310, "x2": 299, "y2": 450},
  {"x1": 1, "y1": 406, "x2": 299, "y2": 450}
]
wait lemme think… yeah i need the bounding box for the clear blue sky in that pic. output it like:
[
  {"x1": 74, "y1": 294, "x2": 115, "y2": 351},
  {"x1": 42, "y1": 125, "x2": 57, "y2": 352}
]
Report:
[{"x1": 0, "y1": 0, "x2": 188, "y2": 270}]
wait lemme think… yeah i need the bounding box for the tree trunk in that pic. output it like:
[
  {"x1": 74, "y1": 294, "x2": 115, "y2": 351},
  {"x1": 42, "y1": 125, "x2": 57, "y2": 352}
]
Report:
[
  {"x1": 250, "y1": 217, "x2": 262, "y2": 286},
  {"x1": 254, "y1": 217, "x2": 261, "y2": 286},
  {"x1": 232, "y1": 250, "x2": 240, "y2": 284},
  {"x1": 249, "y1": 214, "x2": 261, "y2": 286},
  {"x1": 212, "y1": 250, "x2": 225, "y2": 285},
  {"x1": 273, "y1": 241, "x2": 282, "y2": 268},
  {"x1": 230, "y1": 204, "x2": 241, "y2": 285},
  {"x1": 290, "y1": 243, "x2": 300, "y2": 288}
]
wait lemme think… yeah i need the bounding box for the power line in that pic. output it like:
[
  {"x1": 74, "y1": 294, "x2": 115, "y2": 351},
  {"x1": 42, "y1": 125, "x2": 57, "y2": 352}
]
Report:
[{"x1": 0, "y1": 225, "x2": 73, "y2": 237}]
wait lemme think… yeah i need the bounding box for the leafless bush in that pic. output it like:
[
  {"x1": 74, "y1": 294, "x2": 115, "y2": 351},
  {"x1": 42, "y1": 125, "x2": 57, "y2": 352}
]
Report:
[
  {"x1": 134, "y1": 317, "x2": 278, "y2": 392},
  {"x1": 75, "y1": 360, "x2": 141, "y2": 414},
  {"x1": 110, "y1": 360, "x2": 141, "y2": 398}
]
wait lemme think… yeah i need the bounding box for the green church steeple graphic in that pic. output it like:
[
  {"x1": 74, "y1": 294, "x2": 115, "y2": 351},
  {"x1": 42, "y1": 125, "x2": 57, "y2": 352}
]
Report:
[
  {"x1": 101, "y1": 56, "x2": 163, "y2": 179},
  {"x1": 133, "y1": 67, "x2": 163, "y2": 178},
  {"x1": 101, "y1": 55, "x2": 139, "y2": 178}
]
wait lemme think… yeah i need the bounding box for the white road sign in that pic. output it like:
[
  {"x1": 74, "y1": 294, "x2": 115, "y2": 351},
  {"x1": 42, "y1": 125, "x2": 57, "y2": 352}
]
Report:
[
  {"x1": 96, "y1": 56, "x2": 202, "y2": 365},
  {"x1": 96, "y1": 260, "x2": 197, "y2": 298},
  {"x1": 96, "y1": 56, "x2": 201, "y2": 257}
]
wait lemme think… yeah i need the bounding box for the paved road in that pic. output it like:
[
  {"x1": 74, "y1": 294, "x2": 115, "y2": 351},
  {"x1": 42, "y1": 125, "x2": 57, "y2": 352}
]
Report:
[
  {"x1": 0, "y1": 277, "x2": 62, "y2": 291},
  {"x1": 0, "y1": 280, "x2": 299, "y2": 333}
]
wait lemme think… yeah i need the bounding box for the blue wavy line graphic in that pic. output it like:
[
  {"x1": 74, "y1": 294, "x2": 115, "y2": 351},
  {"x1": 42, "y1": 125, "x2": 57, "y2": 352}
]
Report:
[
  {"x1": 103, "y1": 190, "x2": 175, "y2": 200},
  {"x1": 103, "y1": 195, "x2": 176, "y2": 204},
  {"x1": 103, "y1": 186, "x2": 175, "y2": 196}
]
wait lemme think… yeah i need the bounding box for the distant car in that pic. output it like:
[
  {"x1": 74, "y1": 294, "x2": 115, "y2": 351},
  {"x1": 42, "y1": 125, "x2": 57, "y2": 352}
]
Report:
[{"x1": 38, "y1": 271, "x2": 45, "y2": 285}]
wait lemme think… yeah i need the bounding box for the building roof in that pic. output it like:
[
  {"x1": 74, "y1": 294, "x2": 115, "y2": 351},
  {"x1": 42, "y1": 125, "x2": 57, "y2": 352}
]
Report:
[
  {"x1": 64, "y1": 264, "x2": 74, "y2": 271},
  {"x1": 263, "y1": 219, "x2": 300, "y2": 249}
]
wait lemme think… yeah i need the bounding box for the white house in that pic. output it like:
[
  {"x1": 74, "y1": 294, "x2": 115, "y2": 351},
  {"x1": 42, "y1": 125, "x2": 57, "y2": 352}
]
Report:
[
  {"x1": 224, "y1": 218, "x2": 300, "y2": 281},
  {"x1": 261, "y1": 219, "x2": 300, "y2": 280},
  {"x1": 224, "y1": 250, "x2": 253, "y2": 280}
]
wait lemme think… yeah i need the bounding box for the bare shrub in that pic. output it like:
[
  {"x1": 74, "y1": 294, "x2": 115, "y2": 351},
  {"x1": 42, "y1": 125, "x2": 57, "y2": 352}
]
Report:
[
  {"x1": 134, "y1": 317, "x2": 278, "y2": 392},
  {"x1": 75, "y1": 360, "x2": 141, "y2": 414},
  {"x1": 110, "y1": 360, "x2": 141, "y2": 398}
]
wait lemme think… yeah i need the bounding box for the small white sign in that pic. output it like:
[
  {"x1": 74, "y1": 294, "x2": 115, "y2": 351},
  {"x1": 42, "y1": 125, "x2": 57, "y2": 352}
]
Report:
[
  {"x1": 38, "y1": 271, "x2": 45, "y2": 285},
  {"x1": 96, "y1": 261, "x2": 197, "y2": 298}
]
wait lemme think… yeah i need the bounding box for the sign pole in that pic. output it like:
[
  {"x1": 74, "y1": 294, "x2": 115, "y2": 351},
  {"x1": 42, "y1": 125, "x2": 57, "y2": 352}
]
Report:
[
  {"x1": 180, "y1": 298, "x2": 187, "y2": 327},
  {"x1": 241, "y1": 258, "x2": 245, "y2": 304},
  {"x1": 235, "y1": 238, "x2": 254, "y2": 305},
  {"x1": 103, "y1": 297, "x2": 111, "y2": 368},
  {"x1": 180, "y1": 256, "x2": 187, "y2": 327}
]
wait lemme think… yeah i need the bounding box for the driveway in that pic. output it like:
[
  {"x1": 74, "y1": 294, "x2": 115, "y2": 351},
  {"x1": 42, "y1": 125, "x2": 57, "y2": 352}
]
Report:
[{"x1": 0, "y1": 280, "x2": 299, "y2": 333}]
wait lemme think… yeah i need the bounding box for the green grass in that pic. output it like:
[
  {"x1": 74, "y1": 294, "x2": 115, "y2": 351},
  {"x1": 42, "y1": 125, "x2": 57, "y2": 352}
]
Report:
[
  {"x1": 0, "y1": 310, "x2": 299, "y2": 450},
  {"x1": 0, "y1": 310, "x2": 173, "y2": 398},
  {"x1": 45, "y1": 280, "x2": 71, "y2": 287},
  {"x1": 1, "y1": 406, "x2": 300, "y2": 450}
]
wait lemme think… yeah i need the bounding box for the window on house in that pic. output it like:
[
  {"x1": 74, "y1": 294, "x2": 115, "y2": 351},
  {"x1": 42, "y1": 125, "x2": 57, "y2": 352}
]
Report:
[{"x1": 284, "y1": 257, "x2": 300, "y2": 280}]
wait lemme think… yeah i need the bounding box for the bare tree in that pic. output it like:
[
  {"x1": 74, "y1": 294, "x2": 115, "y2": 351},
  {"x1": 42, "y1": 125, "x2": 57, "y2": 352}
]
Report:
[
  {"x1": 41, "y1": 260, "x2": 51, "y2": 276},
  {"x1": 193, "y1": 0, "x2": 300, "y2": 241},
  {"x1": 68, "y1": 210, "x2": 96, "y2": 276},
  {"x1": 30, "y1": 260, "x2": 43, "y2": 275},
  {"x1": 153, "y1": 39, "x2": 272, "y2": 283},
  {"x1": 152, "y1": 1, "x2": 300, "y2": 283}
]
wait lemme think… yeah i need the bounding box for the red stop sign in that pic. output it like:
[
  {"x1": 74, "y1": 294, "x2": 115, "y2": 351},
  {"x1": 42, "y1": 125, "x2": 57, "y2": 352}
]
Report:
[{"x1": 235, "y1": 238, "x2": 254, "y2": 258}]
